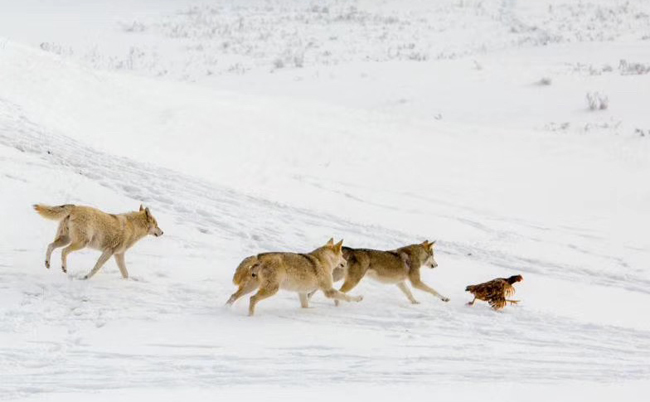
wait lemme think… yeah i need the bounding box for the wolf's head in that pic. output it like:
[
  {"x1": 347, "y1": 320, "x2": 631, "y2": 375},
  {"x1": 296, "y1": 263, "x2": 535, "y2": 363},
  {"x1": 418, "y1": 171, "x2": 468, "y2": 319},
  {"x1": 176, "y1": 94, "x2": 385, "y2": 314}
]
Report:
[
  {"x1": 140, "y1": 205, "x2": 164, "y2": 237},
  {"x1": 411, "y1": 240, "x2": 437, "y2": 269},
  {"x1": 322, "y1": 238, "x2": 346, "y2": 270}
]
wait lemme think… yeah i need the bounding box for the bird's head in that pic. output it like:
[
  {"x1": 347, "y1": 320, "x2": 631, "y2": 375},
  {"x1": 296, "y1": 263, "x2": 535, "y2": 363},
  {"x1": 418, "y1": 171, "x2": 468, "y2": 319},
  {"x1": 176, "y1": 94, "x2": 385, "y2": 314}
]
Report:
[{"x1": 508, "y1": 275, "x2": 524, "y2": 284}]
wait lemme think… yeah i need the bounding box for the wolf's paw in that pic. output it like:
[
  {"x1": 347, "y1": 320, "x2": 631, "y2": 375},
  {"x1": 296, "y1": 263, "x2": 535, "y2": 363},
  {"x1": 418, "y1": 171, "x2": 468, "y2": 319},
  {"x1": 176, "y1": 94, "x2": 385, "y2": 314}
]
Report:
[
  {"x1": 411, "y1": 300, "x2": 421, "y2": 305},
  {"x1": 61, "y1": 266, "x2": 67, "y2": 273},
  {"x1": 81, "y1": 275, "x2": 89, "y2": 280},
  {"x1": 353, "y1": 295, "x2": 363, "y2": 302},
  {"x1": 441, "y1": 297, "x2": 450, "y2": 302},
  {"x1": 45, "y1": 260, "x2": 50, "y2": 269}
]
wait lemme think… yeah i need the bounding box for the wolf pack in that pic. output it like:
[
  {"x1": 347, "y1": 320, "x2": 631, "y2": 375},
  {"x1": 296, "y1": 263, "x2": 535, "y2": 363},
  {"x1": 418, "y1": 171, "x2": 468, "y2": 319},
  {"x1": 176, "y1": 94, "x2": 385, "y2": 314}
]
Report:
[{"x1": 33, "y1": 203, "x2": 524, "y2": 315}]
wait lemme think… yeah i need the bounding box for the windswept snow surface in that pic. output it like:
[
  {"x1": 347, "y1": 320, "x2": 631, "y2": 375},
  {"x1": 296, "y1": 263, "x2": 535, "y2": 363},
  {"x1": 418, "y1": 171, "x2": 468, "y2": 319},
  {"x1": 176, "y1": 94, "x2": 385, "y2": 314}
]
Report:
[{"x1": 1, "y1": 0, "x2": 650, "y2": 400}]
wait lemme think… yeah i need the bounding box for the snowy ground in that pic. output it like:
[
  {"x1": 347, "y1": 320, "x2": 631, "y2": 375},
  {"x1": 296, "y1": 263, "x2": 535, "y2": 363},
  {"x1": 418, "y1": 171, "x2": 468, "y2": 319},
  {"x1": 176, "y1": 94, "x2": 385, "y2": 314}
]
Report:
[{"x1": 1, "y1": 0, "x2": 649, "y2": 400}]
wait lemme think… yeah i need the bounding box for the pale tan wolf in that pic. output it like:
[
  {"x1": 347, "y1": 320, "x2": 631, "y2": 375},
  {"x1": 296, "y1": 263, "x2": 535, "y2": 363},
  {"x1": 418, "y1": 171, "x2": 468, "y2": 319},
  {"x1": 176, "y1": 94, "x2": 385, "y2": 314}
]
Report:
[
  {"x1": 226, "y1": 239, "x2": 363, "y2": 316},
  {"x1": 34, "y1": 204, "x2": 163, "y2": 280},
  {"x1": 314, "y1": 240, "x2": 449, "y2": 305}
]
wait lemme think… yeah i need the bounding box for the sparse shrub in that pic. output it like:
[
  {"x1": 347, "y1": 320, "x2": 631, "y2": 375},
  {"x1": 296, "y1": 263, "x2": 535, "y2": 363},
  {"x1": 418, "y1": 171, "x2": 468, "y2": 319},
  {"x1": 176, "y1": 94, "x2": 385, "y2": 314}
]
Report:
[
  {"x1": 581, "y1": 120, "x2": 621, "y2": 133},
  {"x1": 586, "y1": 92, "x2": 609, "y2": 111},
  {"x1": 39, "y1": 42, "x2": 73, "y2": 56},
  {"x1": 544, "y1": 122, "x2": 570, "y2": 132},
  {"x1": 619, "y1": 59, "x2": 650, "y2": 75},
  {"x1": 310, "y1": 5, "x2": 329, "y2": 14},
  {"x1": 537, "y1": 77, "x2": 552, "y2": 86},
  {"x1": 588, "y1": 65, "x2": 602, "y2": 76},
  {"x1": 228, "y1": 63, "x2": 247, "y2": 74},
  {"x1": 293, "y1": 51, "x2": 305, "y2": 68},
  {"x1": 122, "y1": 47, "x2": 145, "y2": 70},
  {"x1": 273, "y1": 58, "x2": 284, "y2": 69},
  {"x1": 121, "y1": 21, "x2": 147, "y2": 33},
  {"x1": 408, "y1": 52, "x2": 429, "y2": 61}
]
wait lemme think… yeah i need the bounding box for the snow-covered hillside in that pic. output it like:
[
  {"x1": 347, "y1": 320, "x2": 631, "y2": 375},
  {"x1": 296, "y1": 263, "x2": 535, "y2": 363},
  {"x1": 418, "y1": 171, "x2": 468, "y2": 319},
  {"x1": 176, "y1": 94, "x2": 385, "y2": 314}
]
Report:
[{"x1": 1, "y1": 0, "x2": 649, "y2": 400}]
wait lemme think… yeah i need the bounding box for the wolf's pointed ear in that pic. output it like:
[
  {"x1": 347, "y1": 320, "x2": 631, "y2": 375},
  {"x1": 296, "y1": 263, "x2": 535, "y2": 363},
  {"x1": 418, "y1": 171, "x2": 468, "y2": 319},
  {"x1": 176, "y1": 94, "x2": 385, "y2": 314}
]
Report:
[
  {"x1": 326, "y1": 238, "x2": 334, "y2": 247},
  {"x1": 139, "y1": 204, "x2": 145, "y2": 212},
  {"x1": 145, "y1": 207, "x2": 151, "y2": 218},
  {"x1": 334, "y1": 240, "x2": 344, "y2": 253},
  {"x1": 431, "y1": 240, "x2": 437, "y2": 248}
]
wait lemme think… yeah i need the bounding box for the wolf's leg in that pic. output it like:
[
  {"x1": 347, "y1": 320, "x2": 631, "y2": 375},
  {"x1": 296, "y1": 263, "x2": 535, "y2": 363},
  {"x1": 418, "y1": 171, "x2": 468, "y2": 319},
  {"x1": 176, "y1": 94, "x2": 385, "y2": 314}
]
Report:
[
  {"x1": 332, "y1": 274, "x2": 366, "y2": 307},
  {"x1": 322, "y1": 288, "x2": 363, "y2": 303},
  {"x1": 114, "y1": 253, "x2": 129, "y2": 279},
  {"x1": 248, "y1": 284, "x2": 279, "y2": 316},
  {"x1": 409, "y1": 273, "x2": 449, "y2": 302},
  {"x1": 299, "y1": 293, "x2": 309, "y2": 308},
  {"x1": 396, "y1": 281, "x2": 419, "y2": 304},
  {"x1": 467, "y1": 297, "x2": 476, "y2": 306},
  {"x1": 82, "y1": 250, "x2": 113, "y2": 280},
  {"x1": 317, "y1": 266, "x2": 345, "y2": 306},
  {"x1": 45, "y1": 235, "x2": 70, "y2": 269},
  {"x1": 309, "y1": 266, "x2": 347, "y2": 301},
  {"x1": 226, "y1": 279, "x2": 259, "y2": 305},
  {"x1": 338, "y1": 274, "x2": 364, "y2": 293},
  {"x1": 61, "y1": 241, "x2": 87, "y2": 273}
]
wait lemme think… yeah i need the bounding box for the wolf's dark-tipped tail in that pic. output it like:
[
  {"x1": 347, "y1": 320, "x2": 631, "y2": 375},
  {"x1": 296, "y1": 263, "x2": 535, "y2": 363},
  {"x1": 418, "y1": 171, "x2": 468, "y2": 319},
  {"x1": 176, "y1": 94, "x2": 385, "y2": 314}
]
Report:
[{"x1": 33, "y1": 204, "x2": 74, "y2": 221}]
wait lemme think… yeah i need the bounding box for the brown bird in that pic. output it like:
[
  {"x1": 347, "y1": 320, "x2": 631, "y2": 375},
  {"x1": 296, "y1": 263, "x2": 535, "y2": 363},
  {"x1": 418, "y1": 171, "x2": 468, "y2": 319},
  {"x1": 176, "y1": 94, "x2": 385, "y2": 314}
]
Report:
[{"x1": 465, "y1": 275, "x2": 523, "y2": 310}]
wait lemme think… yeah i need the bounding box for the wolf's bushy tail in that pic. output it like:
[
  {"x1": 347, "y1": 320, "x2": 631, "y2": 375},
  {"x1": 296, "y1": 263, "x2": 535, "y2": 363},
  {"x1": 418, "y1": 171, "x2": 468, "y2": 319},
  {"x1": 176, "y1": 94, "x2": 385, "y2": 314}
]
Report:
[
  {"x1": 33, "y1": 204, "x2": 74, "y2": 221},
  {"x1": 233, "y1": 255, "x2": 259, "y2": 285}
]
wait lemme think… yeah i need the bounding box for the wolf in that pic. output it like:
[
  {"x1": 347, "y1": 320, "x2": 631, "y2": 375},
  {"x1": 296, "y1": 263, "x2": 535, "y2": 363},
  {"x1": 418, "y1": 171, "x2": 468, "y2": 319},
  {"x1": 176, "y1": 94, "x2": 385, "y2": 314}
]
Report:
[
  {"x1": 34, "y1": 204, "x2": 163, "y2": 279},
  {"x1": 316, "y1": 240, "x2": 449, "y2": 305},
  {"x1": 226, "y1": 239, "x2": 363, "y2": 316}
]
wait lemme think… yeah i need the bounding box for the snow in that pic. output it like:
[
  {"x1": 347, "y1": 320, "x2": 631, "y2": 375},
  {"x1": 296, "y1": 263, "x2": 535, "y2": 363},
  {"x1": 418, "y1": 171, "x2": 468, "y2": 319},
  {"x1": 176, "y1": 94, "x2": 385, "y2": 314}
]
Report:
[{"x1": 1, "y1": 0, "x2": 649, "y2": 400}]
